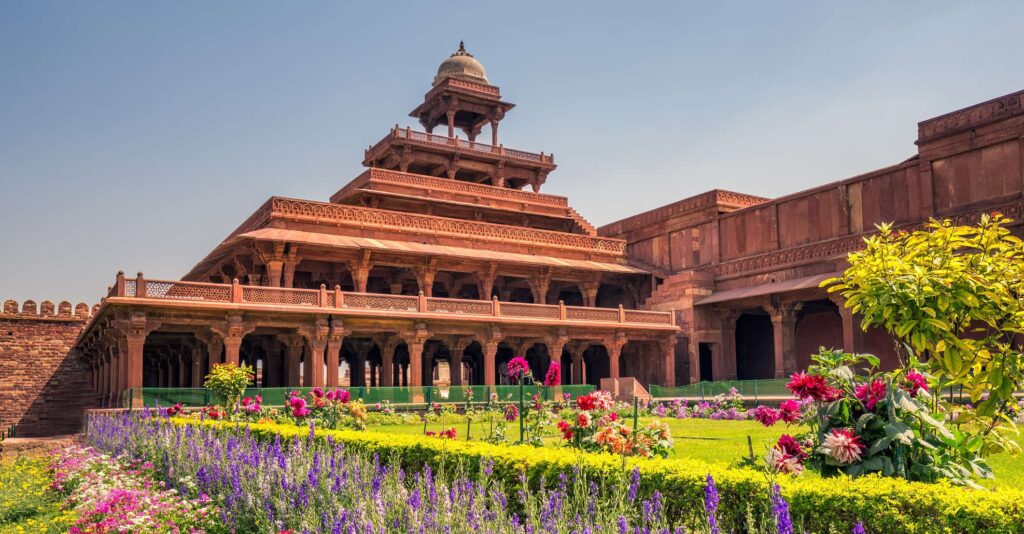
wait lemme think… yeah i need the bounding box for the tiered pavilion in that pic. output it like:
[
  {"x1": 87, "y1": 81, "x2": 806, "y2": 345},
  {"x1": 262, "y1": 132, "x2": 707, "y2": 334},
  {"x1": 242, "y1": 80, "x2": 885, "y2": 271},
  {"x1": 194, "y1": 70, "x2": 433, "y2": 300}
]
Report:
[{"x1": 75, "y1": 44, "x2": 680, "y2": 406}]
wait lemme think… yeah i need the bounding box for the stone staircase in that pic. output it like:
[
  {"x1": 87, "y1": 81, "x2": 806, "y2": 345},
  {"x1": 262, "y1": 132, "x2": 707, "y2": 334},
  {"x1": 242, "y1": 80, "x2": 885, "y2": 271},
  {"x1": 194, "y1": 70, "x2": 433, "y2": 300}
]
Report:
[
  {"x1": 643, "y1": 272, "x2": 695, "y2": 309},
  {"x1": 566, "y1": 206, "x2": 599, "y2": 236}
]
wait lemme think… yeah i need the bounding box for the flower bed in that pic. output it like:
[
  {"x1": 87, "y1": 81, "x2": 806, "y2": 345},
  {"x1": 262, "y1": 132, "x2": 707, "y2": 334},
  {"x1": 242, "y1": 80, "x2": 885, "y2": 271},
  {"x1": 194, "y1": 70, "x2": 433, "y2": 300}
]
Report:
[
  {"x1": 86, "y1": 412, "x2": 769, "y2": 533},
  {"x1": 647, "y1": 388, "x2": 751, "y2": 420},
  {"x1": 50, "y1": 445, "x2": 222, "y2": 533},
  {"x1": 85, "y1": 412, "x2": 1022, "y2": 533},
  {"x1": 0, "y1": 457, "x2": 76, "y2": 533}
]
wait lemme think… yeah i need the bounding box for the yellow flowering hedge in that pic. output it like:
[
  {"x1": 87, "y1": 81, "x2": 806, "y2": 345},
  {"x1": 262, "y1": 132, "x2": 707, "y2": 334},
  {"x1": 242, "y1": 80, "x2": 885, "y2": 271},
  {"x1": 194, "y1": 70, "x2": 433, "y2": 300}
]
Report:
[
  {"x1": 177, "y1": 419, "x2": 1024, "y2": 533},
  {"x1": 0, "y1": 458, "x2": 76, "y2": 534}
]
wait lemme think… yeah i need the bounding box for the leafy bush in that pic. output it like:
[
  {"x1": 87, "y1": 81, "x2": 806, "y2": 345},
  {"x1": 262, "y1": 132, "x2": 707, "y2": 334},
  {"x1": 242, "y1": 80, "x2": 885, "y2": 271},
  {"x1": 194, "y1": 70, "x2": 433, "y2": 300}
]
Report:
[
  {"x1": 203, "y1": 362, "x2": 254, "y2": 411},
  {"x1": 175, "y1": 418, "x2": 1024, "y2": 533},
  {"x1": 756, "y1": 349, "x2": 993, "y2": 487}
]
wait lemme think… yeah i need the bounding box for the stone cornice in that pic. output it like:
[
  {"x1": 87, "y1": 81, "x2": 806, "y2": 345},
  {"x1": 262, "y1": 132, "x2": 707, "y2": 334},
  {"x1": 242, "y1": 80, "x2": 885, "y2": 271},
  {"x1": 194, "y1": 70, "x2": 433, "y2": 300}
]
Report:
[
  {"x1": 705, "y1": 199, "x2": 1024, "y2": 280},
  {"x1": 917, "y1": 89, "x2": 1024, "y2": 144},
  {"x1": 226, "y1": 197, "x2": 627, "y2": 256},
  {"x1": 330, "y1": 168, "x2": 569, "y2": 208}
]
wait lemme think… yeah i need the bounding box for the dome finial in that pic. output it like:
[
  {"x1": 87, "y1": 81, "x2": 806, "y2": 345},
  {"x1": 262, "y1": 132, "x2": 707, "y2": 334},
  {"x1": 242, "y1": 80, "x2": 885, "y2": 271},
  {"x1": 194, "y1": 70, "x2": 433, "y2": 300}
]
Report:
[{"x1": 453, "y1": 40, "x2": 473, "y2": 58}]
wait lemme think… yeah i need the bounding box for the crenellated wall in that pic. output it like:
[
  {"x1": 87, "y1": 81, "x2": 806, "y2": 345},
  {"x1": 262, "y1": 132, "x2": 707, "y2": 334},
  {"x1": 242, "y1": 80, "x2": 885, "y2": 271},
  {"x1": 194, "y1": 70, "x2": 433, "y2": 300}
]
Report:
[{"x1": 0, "y1": 299, "x2": 100, "y2": 436}]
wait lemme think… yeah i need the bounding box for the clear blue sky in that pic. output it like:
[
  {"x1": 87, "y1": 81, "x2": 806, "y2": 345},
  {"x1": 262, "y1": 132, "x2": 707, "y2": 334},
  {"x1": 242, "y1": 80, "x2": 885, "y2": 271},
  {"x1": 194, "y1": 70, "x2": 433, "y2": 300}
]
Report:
[{"x1": 1, "y1": 1, "x2": 1021, "y2": 305}]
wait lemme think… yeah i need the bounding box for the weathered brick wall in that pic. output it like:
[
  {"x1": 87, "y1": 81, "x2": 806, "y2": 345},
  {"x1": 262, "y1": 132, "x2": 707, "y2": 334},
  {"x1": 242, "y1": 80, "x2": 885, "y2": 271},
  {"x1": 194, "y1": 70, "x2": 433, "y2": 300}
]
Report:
[{"x1": 0, "y1": 299, "x2": 99, "y2": 437}]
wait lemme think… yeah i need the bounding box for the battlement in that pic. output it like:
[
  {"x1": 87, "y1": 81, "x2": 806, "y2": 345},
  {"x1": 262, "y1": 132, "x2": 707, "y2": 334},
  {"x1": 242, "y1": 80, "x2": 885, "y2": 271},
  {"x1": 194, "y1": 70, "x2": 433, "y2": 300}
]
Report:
[{"x1": 1, "y1": 299, "x2": 95, "y2": 321}]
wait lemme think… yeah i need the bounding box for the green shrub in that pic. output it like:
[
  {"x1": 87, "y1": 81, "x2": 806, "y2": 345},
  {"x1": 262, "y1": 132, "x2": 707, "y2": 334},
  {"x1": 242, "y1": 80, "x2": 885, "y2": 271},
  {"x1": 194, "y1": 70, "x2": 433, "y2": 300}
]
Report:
[{"x1": 176, "y1": 419, "x2": 1024, "y2": 533}]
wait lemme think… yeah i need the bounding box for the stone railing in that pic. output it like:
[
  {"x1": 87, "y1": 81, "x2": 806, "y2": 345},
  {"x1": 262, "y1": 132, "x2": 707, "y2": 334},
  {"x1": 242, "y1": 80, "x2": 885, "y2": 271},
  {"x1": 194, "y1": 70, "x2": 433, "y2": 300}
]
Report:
[
  {"x1": 429, "y1": 77, "x2": 501, "y2": 98},
  {"x1": 107, "y1": 273, "x2": 676, "y2": 328},
  {"x1": 331, "y1": 168, "x2": 569, "y2": 208},
  {"x1": 224, "y1": 197, "x2": 627, "y2": 255},
  {"x1": 365, "y1": 127, "x2": 554, "y2": 165}
]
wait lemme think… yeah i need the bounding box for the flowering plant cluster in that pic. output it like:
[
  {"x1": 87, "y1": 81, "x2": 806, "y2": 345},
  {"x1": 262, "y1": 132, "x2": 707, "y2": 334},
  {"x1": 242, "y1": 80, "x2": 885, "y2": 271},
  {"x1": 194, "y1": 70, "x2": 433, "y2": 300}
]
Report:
[
  {"x1": 558, "y1": 391, "x2": 673, "y2": 458},
  {"x1": 505, "y1": 355, "x2": 532, "y2": 382},
  {"x1": 425, "y1": 426, "x2": 458, "y2": 440},
  {"x1": 648, "y1": 388, "x2": 751, "y2": 420},
  {"x1": 203, "y1": 362, "x2": 254, "y2": 414},
  {"x1": 284, "y1": 388, "x2": 367, "y2": 430},
  {"x1": 49, "y1": 444, "x2": 222, "y2": 533},
  {"x1": 755, "y1": 348, "x2": 995, "y2": 486},
  {"x1": 84, "y1": 413, "x2": 801, "y2": 533}
]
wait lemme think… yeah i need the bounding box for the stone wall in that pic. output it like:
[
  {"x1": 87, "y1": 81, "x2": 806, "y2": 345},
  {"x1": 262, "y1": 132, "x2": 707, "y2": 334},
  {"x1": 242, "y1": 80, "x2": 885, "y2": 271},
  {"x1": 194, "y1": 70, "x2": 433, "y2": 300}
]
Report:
[{"x1": 0, "y1": 299, "x2": 99, "y2": 437}]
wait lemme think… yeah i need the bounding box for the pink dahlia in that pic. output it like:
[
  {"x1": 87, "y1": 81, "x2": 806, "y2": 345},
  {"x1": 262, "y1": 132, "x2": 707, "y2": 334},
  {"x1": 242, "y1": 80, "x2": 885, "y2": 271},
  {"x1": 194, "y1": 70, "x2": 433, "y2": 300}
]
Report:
[
  {"x1": 506, "y1": 356, "x2": 531, "y2": 382},
  {"x1": 753, "y1": 406, "x2": 781, "y2": 427},
  {"x1": 786, "y1": 372, "x2": 841, "y2": 401},
  {"x1": 854, "y1": 379, "x2": 887, "y2": 411},
  {"x1": 821, "y1": 428, "x2": 865, "y2": 464},
  {"x1": 778, "y1": 400, "x2": 802, "y2": 423},
  {"x1": 543, "y1": 361, "x2": 561, "y2": 386},
  {"x1": 901, "y1": 370, "x2": 929, "y2": 397}
]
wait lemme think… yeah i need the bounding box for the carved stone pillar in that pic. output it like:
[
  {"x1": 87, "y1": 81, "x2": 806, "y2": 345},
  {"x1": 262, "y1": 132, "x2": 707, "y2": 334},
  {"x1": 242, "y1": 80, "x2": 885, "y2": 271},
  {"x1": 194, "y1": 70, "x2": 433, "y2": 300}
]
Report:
[
  {"x1": 688, "y1": 337, "x2": 700, "y2": 384},
  {"x1": 571, "y1": 348, "x2": 584, "y2": 384},
  {"x1": 718, "y1": 310, "x2": 741, "y2": 380},
  {"x1": 326, "y1": 322, "x2": 345, "y2": 387},
  {"x1": 661, "y1": 336, "x2": 677, "y2": 387},
  {"x1": 529, "y1": 269, "x2": 552, "y2": 305},
  {"x1": 476, "y1": 263, "x2": 497, "y2": 301},
  {"x1": 415, "y1": 260, "x2": 437, "y2": 297},
  {"x1": 581, "y1": 281, "x2": 600, "y2": 308},
  {"x1": 282, "y1": 335, "x2": 304, "y2": 387},
  {"x1": 407, "y1": 341, "x2": 425, "y2": 387},
  {"x1": 378, "y1": 337, "x2": 399, "y2": 387},
  {"x1": 349, "y1": 251, "x2": 372, "y2": 293},
  {"x1": 191, "y1": 344, "x2": 204, "y2": 388},
  {"x1": 449, "y1": 347, "x2": 464, "y2": 386},
  {"x1": 300, "y1": 318, "x2": 329, "y2": 388},
  {"x1": 351, "y1": 342, "x2": 371, "y2": 387},
  {"x1": 831, "y1": 295, "x2": 864, "y2": 353},
  {"x1": 178, "y1": 353, "x2": 188, "y2": 388},
  {"x1": 212, "y1": 314, "x2": 252, "y2": 366},
  {"x1": 768, "y1": 302, "x2": 802, "y2": 378},
  {"x1": 606, "y1": 333, "x2": 627, "y2": 379}
]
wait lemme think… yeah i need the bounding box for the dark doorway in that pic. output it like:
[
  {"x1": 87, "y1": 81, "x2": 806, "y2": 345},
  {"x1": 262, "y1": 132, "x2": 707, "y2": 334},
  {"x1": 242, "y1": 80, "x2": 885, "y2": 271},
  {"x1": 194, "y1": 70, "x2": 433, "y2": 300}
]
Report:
[
  {"x1": 698, "y1": 343, "x2": 713, "y2": 382},
  {"x1": 735, "y1": 312, "x2": 774, "y2": 379}
]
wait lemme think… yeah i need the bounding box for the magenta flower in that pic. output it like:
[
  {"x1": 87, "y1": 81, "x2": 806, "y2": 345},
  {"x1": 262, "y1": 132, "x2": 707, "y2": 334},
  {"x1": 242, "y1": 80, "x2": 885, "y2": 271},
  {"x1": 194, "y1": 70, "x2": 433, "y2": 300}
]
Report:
[
  {"x1": 506, "y1": 356, "x2": 530, "y2": 381},
  {"x1": 543, "y1": 361, "x2": 561, "y2": 386}
]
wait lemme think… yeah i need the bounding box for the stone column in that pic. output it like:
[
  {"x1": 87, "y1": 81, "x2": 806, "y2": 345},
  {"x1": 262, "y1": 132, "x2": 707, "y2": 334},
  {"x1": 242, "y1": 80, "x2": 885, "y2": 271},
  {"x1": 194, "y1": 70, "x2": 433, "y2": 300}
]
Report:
[
  {"x1": 223, "y1": 337, "x2": 242, "y2": 366},
  {"x1": 608, "y1": 344, "x2": 622, "y2": 379},
  {"x1": 483, "y1": 341, "x2": 499, "y2": 386},
  {"x1": 352, "y1": 344, "x2": 369, "y2": 387},
  {"x1": 284, "y1": 336, "x2": 303, "y2": 387},
  {"x1": 124, "y1": 332, "x2": 146, "y2": 407},
  {"x1": 717, "y1": 310, "x2": 740, "y2": 380},
  {"x1": 450, "y1": 348, "x2": 464, "y2": 386},
  {"x1": 769, "y1": 303, "x2": 802, "y2": 378},
  {"x1": 192, "y1": 346, "x2": 204, "y2": 388},
  {"x1": 265, "y1": 260, "x2": 283, "y2": 288},
  {"x1": 207, "y1": 336, "x2": 224, "y2": 367},
  {"x1": 407, "y1": 341, "x2": 425, "y2": 387},
  {"x1": 687, "y1": 337, "x2": 700, "y2": 384},
  {"x1": 326, "y1": 329, "x2": 345, "y2": 388},
  {"x1": 178, "y1": 354, "x2": 188, "y2": 388},
  {"x1": 570, "y1": 346, "x2": 585, "y2": 385},
  {"x1": 661, "y1": 336, "x2": 677, "y2": 387},
  {"x1": 305, "y1": 339, "x2": 326, "y2": 388},
  {"x1": 379, "y1": 338, "x2": 398, "y2": 387},
  {"x1": 831, "y1": 296, "x2": 864, "y2": 354}
]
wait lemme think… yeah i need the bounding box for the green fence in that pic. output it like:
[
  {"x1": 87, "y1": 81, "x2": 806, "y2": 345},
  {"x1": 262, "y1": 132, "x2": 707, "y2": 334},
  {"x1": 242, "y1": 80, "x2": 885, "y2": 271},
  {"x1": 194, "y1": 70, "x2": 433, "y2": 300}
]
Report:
[
  {"x1": 649, "y1": 379, "x2": 790, "y2": 402},
  {"x1": 136, "y1": 384, "x2": 596, "y2": 409}
]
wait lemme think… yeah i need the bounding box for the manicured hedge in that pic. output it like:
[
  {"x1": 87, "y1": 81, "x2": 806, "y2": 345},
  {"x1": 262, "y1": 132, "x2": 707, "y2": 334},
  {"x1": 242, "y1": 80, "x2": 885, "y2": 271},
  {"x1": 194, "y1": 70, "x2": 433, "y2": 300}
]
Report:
[{"x1": 177, "y1": 419, "x2": 1024, "y2": 533}]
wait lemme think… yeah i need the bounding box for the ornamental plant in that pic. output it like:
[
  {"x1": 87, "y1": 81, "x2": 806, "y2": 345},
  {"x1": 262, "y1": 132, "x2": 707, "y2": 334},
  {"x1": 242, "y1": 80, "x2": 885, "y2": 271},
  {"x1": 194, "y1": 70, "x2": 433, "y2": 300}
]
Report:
[
  {"x1": 557, "y1": 391, "x2": 673, "y2": 458},
  {"x1": 203, "y1": 362, "x2": 254, "y2": 413},
  {"x1": 756, "y1": 348, "x2": 994, "y2": 487},
  {"x1": 284, "y1": 388, "x2": 367, "y2": 430},
  {"x1": 824, "y1": 214, "x2": 1024, "y2": 425}
]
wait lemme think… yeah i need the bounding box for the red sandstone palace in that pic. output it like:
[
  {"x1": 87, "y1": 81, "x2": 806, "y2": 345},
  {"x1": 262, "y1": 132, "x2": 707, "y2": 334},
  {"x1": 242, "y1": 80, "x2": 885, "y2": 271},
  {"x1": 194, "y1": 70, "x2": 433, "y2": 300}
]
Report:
[{"x1": 3, "y1": 44, "x2": 1024, "y2": 434}]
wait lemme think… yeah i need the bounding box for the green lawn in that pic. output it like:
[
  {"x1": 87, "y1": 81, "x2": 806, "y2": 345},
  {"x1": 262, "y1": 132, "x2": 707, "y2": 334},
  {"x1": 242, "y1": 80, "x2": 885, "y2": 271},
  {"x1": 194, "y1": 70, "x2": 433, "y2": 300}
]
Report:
[{"x1": 395, "y1": 416, "x2": 1024, "y2": 489}]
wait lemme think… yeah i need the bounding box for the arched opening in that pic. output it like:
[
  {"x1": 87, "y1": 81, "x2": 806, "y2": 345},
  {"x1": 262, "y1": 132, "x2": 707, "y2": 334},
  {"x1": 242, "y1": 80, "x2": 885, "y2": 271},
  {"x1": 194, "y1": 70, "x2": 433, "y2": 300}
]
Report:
[
  {"x1": 424, "y1": 339, "x2": 451, "y2": 386},
  {"x1": 596, "y1": 284, "x2": 634, "y2": 309},
  {"x1": 735, "y1": 311, "x2": 774, "y2": 379},
  {"x1": 560, "y1": 350, "x2": 574, "y2": 384},
  {"x1": 556, "y1": 285, "x2": 584, "y2": 306},
  {"x1": 583, "y1": 345, "x2": 609, "y2": 386},
  {"x1": 495, "y1": 342, "x2": 517, "y2": 385},
  {"x1": 461, "y1": 341, "x2": 484, "y2": 385}
]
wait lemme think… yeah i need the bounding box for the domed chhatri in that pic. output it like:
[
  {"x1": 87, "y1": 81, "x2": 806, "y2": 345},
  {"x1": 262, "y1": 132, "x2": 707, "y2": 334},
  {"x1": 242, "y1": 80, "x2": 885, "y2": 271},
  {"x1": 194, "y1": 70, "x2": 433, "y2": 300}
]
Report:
[{"x1": 433, "y1": 41, "x2": 489, "y2": 86}]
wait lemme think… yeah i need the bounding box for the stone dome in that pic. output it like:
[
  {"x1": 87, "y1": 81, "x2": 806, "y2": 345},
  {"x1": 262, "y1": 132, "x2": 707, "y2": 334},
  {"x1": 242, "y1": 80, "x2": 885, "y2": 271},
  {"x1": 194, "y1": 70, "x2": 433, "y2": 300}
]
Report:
[{"x1": 433, "y1": 41, "x2": 489, "y2": 86}]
